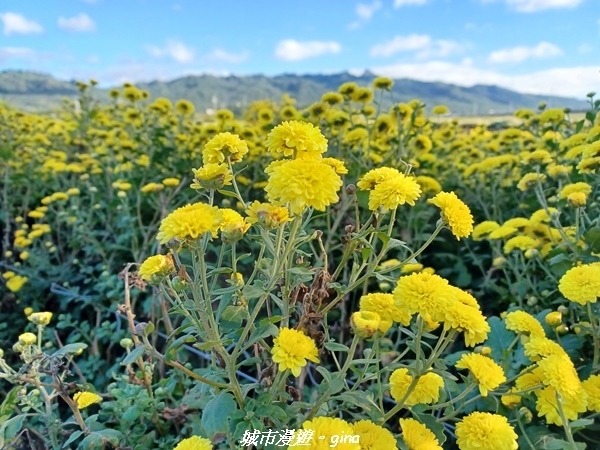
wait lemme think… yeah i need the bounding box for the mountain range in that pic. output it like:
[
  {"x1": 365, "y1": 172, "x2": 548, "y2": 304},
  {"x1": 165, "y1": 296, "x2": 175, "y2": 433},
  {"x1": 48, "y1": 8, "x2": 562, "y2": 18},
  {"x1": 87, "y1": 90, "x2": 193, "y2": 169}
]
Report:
[{"x1": 0, "y1": 69, "x2": 588, "y2": 116}]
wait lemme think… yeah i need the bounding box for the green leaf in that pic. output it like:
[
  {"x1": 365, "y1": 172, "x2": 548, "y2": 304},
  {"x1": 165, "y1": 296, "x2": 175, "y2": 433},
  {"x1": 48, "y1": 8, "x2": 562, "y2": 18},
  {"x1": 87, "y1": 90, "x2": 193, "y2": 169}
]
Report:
[
  {"x1": 217, "y1": 189, "x2": 241, "y2": 198},
  {"x1": 324, "y1": 341, "x2": 350, "y2": 352},
  {"x1": 121, "y1": 344, "x2": 146, "y2": 365},
  {"x1": 0, "y1": 414, "x2": 26, "y2": 448},
  {"x1": 193, "y1": 340, "x2": 222, "y2": 351},
  {"x1": 53, "y1": 343, "x2": 88, "y2": 356},
  {"x1": 0, "y1": 387, "x2": 20, "y2": 427},
  {"x1": 201, "y1": 392, "x2": 238, "y2": 438},
  {"x1": 220, "y1": 305, "x2": 248, "y2": 327},
  {"x1": 583, "y1": 227, "x2": 600, "y2": 254},
  {"x1": 376, "y1": 232, "x2": 390, "y2": 246},
  {"x1": 77, "y1": 429, "x2": 122, "y2": 449},
  {"x1": 62, "y1": 430, "x2": 84, "y2": 448},
  {"x1": 247, "y1": 323, "x2": 278, "y2": 348},
  {"x1": 243, "y1": 281, "x2": 268, "y2": 300},
  {"x1": 545, "y1": 438, "x2": 577, "y2": 450},
  {"x1": 569, "y1": 418, "x2": 594, "y2": 428},
  {"x1": 485, "y1": 316, "x2": 515, "y2": 366}
]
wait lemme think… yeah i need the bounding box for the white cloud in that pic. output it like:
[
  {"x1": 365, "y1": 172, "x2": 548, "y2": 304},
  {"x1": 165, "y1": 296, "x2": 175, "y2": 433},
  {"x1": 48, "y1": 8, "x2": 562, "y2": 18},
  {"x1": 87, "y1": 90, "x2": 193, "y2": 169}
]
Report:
[
  {"x1": 0, "y1": 12, "x2": 43, "y2": 36},
  {"x1": 370, "y1": 34, "x2": 463, "y2": 59},
  {"x1": 485, "y1": 0, "x2": 582, "y2": 12},
  {"x1": 578, "y1": 43, "x2": 593, "y2": 54},
  {"x1": 356, "y1": 0, "x2": 381, "y2": 20},
  {"x1": 206, "y1": 49, "x2": 249, "y2": 64},
  {"x1": 489, "y1": 41, "x2": 562, "y2": 63},
  {"x1": 58, "y1": 13, "x2": 96, "y2": 32},
  {"x1": 0, "y1": 46, "x2": 35, "y2": 60},
  {"x1": 274, "y1": 39, "x2": 341, "y2": 61},
  {"x1": 369, "y1": 60, "x2": 598, "y2": 98},
  {"x1": 394, "y1": 0, "x2": 428, "y2": 6},
  {"x1": 147, "y1": 40, "x2": 195, "y2": 63}
]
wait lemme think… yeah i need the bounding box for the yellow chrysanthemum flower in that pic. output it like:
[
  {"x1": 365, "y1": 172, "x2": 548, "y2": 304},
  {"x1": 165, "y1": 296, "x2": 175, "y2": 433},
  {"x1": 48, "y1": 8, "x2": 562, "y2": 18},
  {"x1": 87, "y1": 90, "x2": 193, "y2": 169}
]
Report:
[
  {"x1": 289, "y1": 417, "x2": 359, "y2": 449},
  {"x1": 350, "y1": 311, "x2": 381, "y2": 339},
  {"x1": 582, "y1": 375, "x2": 600, "y2": 412},
  {"x1": 373, "y1": 77, "x2": 394, "y2": 90},
  {"x1": 360, "y1": 292, "x2": 410, "y2": 331},
  {"x1": 443, "y1": 300, "x2": 490, "y2": 347},
  {"x1": 427, "y1": 191, "x2": 473, "y2": 240},
  {"x1": 503, "y1": 235, "x2": 539, "y2": 254},
  {"x1": 19, "y1": 332, "x2": 37, "y2": 346},
  {"x1": 321, "y1": 157, "x2": 348, "y2": 174},
  {"x1": 173, "y1": 436, "x2": 213, "y2": 450},
  {"x1": 505, "y1": 310, "x2": 545, "y2": 338},
  {"x1": 455, "y1": 353, "x2": 506, "y2": 396},
  {"x1": 271, "y1": 328, "x2": 319, "y2": 377},
  {"x1": 73, "y1": 391, "x2": 102, "y2": 409},
  {"x1": 138, "y1": 254, "x2": 175, "y2": 283},
  {"x1": 559, "y1": 182, "x2": 592, "y2": 199},
  {"x1": 558, "y1": 264, "x2": 600, "y2": 305},
  {"x1": 389, "y1": 368, "x2": 444, "y2": 405},
  {"x1": 191, "y1": 163, "x2": 233, "y2": 190},
  {"x1": 219, "y1": 208, "x2": 250, "y2": 244},
  {"x1": 471, "y1": 221, "x2": 500, "y2": 241},
  {"x1": 535, "y1": 386, "x2": 587, "y2": 426},
  {"x1": 415, "y1": 175, "x2": 441, "y2": 194},
  {"x1": 517, "y1": 172, "x2": 545, "y2": 191},
  {"x1": 367, "y1": 173, "x2": 422, "y2": 211},
  {"x1": 351, "y1": 420, "x2": 397, "y2": 450},
  {"x1": 399, "y1": 418, "x2": 442, "y2": 450},
  {"x1": 162, "y1": 177, "x2": 180, "y2": 187},
  {"x1": 264, "y1": 159, "x2": 342, "y2": 215},
  {"x1": 140, "y1": 182, "x2": 164, "y2": 193},
  {"x1": 28, "y1": 312, "x2": 53, "y2": 326},
  {"x1": 175, "y1": 99, "x2": 195, "y2": 116},
  {"x1": 7, "y1": 275, "x2": 28, "y2": 292},
  {"x1": 393, "y1": 272, "x2": 453, "y2": 324},
  {"x1": 202, "y1": 132, "x2": 249, "y2": 164},
  {"x1": 157, "y1": 203, "x2": 222, "y2": 244},
  {"x1": 245, "y1": 201, "x2": 292, "y2": 229},
  {"x1": 266, "y1": 120, "x2": 327, "y2": 159},
  {"x1": 455, "y1": 412, "x2": 518, "y2": 450},
  {"x1": 537, "y1": 353, "x2": 584, "y2": 401}
]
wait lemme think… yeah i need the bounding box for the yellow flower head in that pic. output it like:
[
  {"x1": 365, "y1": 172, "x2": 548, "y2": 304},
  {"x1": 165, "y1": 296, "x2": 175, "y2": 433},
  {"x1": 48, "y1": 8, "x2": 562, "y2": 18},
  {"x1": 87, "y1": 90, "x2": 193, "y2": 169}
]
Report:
[
  {"x1": 360, "y1": 292, "x2": 410, "y2": 331},
  {"x1": 535, "y1": 386, "x2": 587, "y2": 426},
  {"x1": 537, "y1": 353, "x2": 584, "y2": 401},
  {"x1": 289, "y1": 417, "x2": 358, "y2": 449},
  {"x1": 455, "y1": 353, "x2": 506, "y2": 397},
  {"x1": 455, "y1": 412, "x2": 518, "y2": 450},
  {"x1": 140, "y1": 182, "x2": 164, "y2": 193},
  {"x1": 367, "y1": 174, "x2": 422, "y2": 211},
  {"x1": 373, "y1": 77, "x2": 394, "y2": 91},
  {"x1": 503, "y1": 236, "x2": 539, "y2": 254},
  {"x1": 399, "y1": 418, "x2": 442, "y2": 450},
  {"x1": 523, "y1": 336, "x2": 565, "y2": 361},
  {"x1": 559, "y1": 182, "x2": 592, "y2": 199},
  {"x1": 138, "y1": 254, "x2": 175, "y2": 283},
  {"x1": 28, "y1": 312, "x2": 53, "y2": 326},
  {"x1": 505, "y1": 310, "x2": 545, "y2": 338},
  {"x1": 427, "y1": 191, "x2": 473, "y2": 240},
  {"x1": 7, "y1": 275, "x2": 28, "y2": 292},
  {"x1": 558, "y1": 263, "x2": 600, "y2": 305},
  {"x1": 245, "y1": 201, "x2": 292, "y2": 229},
  {"x1": 442, "y1": 299, "x2": 490, "y2": 347},
  {"x1": 157, "y1": 203, "x2": 222, "y2": 244},
  {"x1": 357, "y1": 167, "x2": 402, "y2": 191},
  {"x1": 471, "y1": 221, "x2": 500, "y2": 241},
  {"x1": 73, "y1": 391, "x2": 103, "y2": 409},
  {"x1": 582, "y1": 374, "x2": 600, "y2": 412},
  {"x1": 389, "y1": 368, "x2": 444, "y2": 405},
  {"x1": 219, "y1": 208, "x2": 250, "y2": 244},
  {"x1": 175, "y1": 100, "x2": 195, "y2": 116},
  {"x1": 517, "y1": 172, "x2": 545, "y2": 191},
  {"x1": 191, "y1": 163, "x2": 233, "y2": 190},
  {"x1": 350, "y1": 311, "x2": 381, "y2": 339},
  {"x1": 173, "y1": 436, "x2": 213, "y2": 450},
  {"x1": 19, "y1": 332, "x2": 37, "y2": 346},
  {"x1": 264, "y1": 159, "x2": 342, "y2": 215},
  {"x1": 393, "y1": 272, "x2": 453, "y2": 324},
  {"x1": 352, "y1": 420, "x2": 397, "y2": 450},
  {"x1": 321, "y1": 157, "x2": 348, "y2": 174},
  {"x1": 271, "y1": 328, "x2": 319, "y2": 377},
  {"x1": 162, "y1": 177, "x2": 180, "y2": 187},
  {"x1": 202, "y1": 132, "x2": 249, "y2": 164},
  {"x1": 432, "y1": 104, "x2": 449, "y2": 115},
  {"x1": 266, "y1": 120, "x2": 328, "y2": 159}
]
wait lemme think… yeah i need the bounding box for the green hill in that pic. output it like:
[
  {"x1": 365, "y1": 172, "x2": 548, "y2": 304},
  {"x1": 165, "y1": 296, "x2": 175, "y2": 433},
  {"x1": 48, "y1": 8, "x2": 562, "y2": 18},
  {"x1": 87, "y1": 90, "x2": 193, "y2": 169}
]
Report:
[{"x1": 0, "y1": 69, "x2": 588, "y2": 115}]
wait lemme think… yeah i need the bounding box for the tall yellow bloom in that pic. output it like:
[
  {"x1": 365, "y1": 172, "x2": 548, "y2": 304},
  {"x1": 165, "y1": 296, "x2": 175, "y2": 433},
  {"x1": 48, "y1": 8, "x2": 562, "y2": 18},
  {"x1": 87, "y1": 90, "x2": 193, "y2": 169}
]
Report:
[
  {"x1": 157, "y1": 203, "x2": 222, "y2": 244},
  {"x1": 427, "y1": 191, "x2": 473, "y2": 239},
  {"x1": 264, "y1": 159, "x2": 342, "y2": 215},
  {"x1": 202, "y1": 132, "x2": 248, "y2": 164},
  {"x1": 455, "y1": 353, "x2": 506, "y2": 396},
  {"x1": 266, "y1": 120, "x2": 328, "y2": 159},
  {"x1": 558, "y1": 264, "x2": 600, "y2": 305},
  {"x1": 399, "y1": 418, "x2": 442, "y2": 450},
  {"x1": 389, "y1": 368, "x2": 444, "y2": 405},
  {"x1": 271, "y1": 328, "x2": 319, "y2": 377},
  {"x1": 455, "y1": 412, "x2": 518, "y2": 450}
]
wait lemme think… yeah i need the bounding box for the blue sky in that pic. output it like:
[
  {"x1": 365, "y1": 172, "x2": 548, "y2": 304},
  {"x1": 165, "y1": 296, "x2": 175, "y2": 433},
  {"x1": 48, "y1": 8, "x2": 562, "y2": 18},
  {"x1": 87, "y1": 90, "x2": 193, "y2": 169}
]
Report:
[{"x1": 0, "y1": 0, "x2": 598, "y2": 98}]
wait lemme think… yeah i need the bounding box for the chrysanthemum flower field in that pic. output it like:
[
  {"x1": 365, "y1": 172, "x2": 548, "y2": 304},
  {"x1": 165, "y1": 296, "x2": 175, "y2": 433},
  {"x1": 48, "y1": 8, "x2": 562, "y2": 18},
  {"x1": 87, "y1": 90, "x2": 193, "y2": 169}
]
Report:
[{"x1": 1, "y1": 80, "x2": 599, "y2": 449}]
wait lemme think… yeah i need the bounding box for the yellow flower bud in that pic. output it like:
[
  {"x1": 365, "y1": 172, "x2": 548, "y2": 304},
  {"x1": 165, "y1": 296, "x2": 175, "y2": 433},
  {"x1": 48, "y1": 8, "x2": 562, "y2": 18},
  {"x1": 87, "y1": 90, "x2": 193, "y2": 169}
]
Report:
[
  {"x1": 544, "y1": 311, "x2": 562, "y2": 327},
  {"x1": 350, "y1": 311, "x2": 381, "y2": 339},
  {"x1": 18, "y1": 332, "x2": 37, "y2": 346},
  {"x1": 567, "y1": 191, "x2": 587, "y2": 207},
  {"x1": 28, "y1": 312, "x2": 53, "y2": 326}
]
